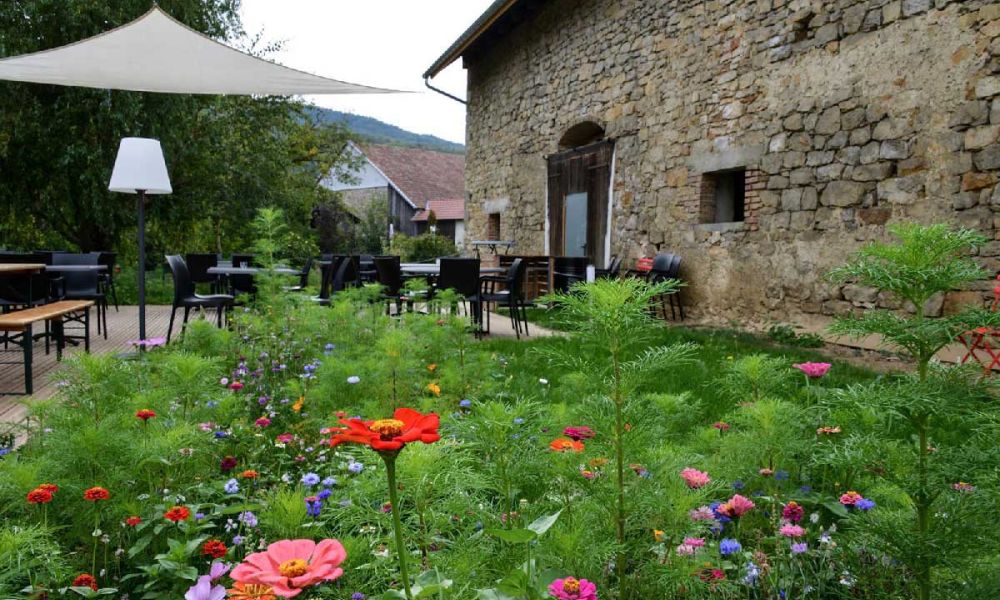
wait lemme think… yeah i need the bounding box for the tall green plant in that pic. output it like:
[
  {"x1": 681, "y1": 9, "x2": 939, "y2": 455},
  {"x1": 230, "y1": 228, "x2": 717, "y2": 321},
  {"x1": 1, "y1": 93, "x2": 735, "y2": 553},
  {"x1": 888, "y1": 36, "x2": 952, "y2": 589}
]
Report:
[
  {"x1": 540, "y1": 279, "x2": 694, "y2": 599},
  {"x1": 827, "y1": 223, "x2": 1000, "y2": 600}
]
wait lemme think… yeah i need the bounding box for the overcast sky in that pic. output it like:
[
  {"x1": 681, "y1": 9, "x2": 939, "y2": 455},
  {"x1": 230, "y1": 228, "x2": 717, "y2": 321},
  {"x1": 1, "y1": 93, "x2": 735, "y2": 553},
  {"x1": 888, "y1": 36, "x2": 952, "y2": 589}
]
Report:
[{"x1": 239, "y1": 0, "x2": 494, "y2": 145}]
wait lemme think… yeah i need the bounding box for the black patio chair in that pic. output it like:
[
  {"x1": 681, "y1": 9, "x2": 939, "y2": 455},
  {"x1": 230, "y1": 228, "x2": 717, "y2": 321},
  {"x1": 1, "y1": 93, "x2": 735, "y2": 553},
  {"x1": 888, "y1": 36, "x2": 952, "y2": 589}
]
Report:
[
  {"x1": 52, "y1": 253, "x2": 108, "y2": 340},
  {"x1": 228, "y1": 253, "x2": 257, "y2": 300},
  {"x1": 649, "y1": 253, "x2": 683, "y2": 320},
  {"x1": 551, "y1": 256, "x2": 589, "y2": 293},
  {"x1": 481, "y1": 258, "x2": 529, "y2": 338},
  {"x1": 311, "y1": 258, "x2": 338, "y2": 306},
  {"x1": 92, "y1": 251, "x2": 120, "y2": 311},
  {"x1": 283, "y1": 258, "x2": 314, "y2": 293},
  {"x1": 373, "y1": 255, "x2": 415, "y2": 315},
  {"x1": 331, "y1": 256, "x2": 360, "y2": 294},
  {"x1": 165, "y1": 255, "x2": 235, "y2": 342},
  {"x1": 0, "y1": 253, "x2": 50, "y2": 311},
  {"x1": 597, "y1": 255, "x2": 622, "y2": 279},
  {"x1": 185, "y1": 253, "x2": 219, "y2": 292},
  {"x1": 435, "y1": 257, "x2": 483, "y2": 333}
]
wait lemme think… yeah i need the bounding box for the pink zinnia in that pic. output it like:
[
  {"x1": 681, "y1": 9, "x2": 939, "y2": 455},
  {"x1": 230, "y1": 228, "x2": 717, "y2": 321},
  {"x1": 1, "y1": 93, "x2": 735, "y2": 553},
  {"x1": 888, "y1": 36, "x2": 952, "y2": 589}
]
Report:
[
  {"x1": 793, "y1": 362, "x2": 831, "y2": 378},
  {"x1": 683, "y1": 537, "x2": 705, "y2": 548},
  {"x1": 719, "y1": 494, "x2": 755, "y2": 518},
  {"x1": 675, "y1": 543, "x2": 696, "y2": 556},
  {"x1": 230, "y1": 538, "x2": 346, "y2": 597},
  {"x1": 839, "y1": 491, "x2": 863, "y2": 506},
  {"x1": 680, "y1": 468, "x2": 711, "y2": 489},
  {"x1": 782, "y1": 501, "x2": 805, "y2": 523},
  {"x1": 230, "y1": 381, "x2": 245, "y2": 391},
  {"x1": 547, "y1": 577, "x2": 597, "y2": 600},
  {"x1": 689, "y1": 506, "x2": 715, "y2": 521},
  {"x1": 779, "y1": 524, "x2": 806, "y2": 538},
  {"x1": 952, "y1": 482, "x2": 975, "y2": 492},
  {"x1": 712, "y1": 421, "x2": 730, "y2": 431},
  {"x1": 276, "y1": 433, "x2": 295, "y2": 444},
  {"x1": 255, "y1": 417, "x2": 271, "y2": 428},
  {"x1": 563, "y1": 426, "x2": 595, "y2": 441}
]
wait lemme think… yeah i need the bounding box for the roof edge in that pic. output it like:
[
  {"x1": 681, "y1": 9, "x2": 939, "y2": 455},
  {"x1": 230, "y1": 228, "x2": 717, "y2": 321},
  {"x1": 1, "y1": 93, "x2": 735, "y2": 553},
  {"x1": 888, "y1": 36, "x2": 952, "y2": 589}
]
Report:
[{"x1": 422, "y1": 0, "x2": 523, "y2": 79}]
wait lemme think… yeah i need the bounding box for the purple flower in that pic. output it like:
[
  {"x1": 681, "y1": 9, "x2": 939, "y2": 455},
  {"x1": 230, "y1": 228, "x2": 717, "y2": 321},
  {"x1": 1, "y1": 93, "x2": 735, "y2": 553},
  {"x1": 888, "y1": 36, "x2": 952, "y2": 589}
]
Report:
[
  {"x1": 459, "y1": 399, "x2": 472, "y2": 408},
  {"x1": 301, "y1": 473, "x2": 321, "y2": 487},
  {"x1": 194, "y1": 512, "x2": 206, "y2": 520},
  {"x1": 232, "y1": 535, "x2": 244, "y2": 546},
  {"x1": 223, "y1": 479, "x2": 239, "y2": 494},
  {"x1": 347, "y1": 462, "x2": 364, "y2": 474},
  {"x1": 352, "y1": 594, "x2": 366, "y2": 600},
  {"x1": 775, "y1": 470, "x2": 790, "y2": 481},
  {"x1": 305, "y1": 496, "x2": 323, "y2": 517},
  {"x1": 213, "y1": 431, "x2": 227, "y2": 439},
  {"x1": 791, "y1": 542, "x2": 808, "y2": 554},
  {"x1": 856, "y1": 498, "x2": 876, "y2": 511},
  {"x1": 322, "y1": 477, "x2": 338, "y2": 487},
  {"x1": 185, "y1": 575, "x2": 225, "y2": 600},
  {"x1": 732, "y1": 480, "x2": 745, "y2": 490},
  {"x1": 208, "y1": 561, "x2": 230, "y2": 580},
  {"x1": 317, "y1": 488, "x2": 333, "y2": 501},
  {"x1": 239, "y1": 511, "x2": 258, "y2": 527}
]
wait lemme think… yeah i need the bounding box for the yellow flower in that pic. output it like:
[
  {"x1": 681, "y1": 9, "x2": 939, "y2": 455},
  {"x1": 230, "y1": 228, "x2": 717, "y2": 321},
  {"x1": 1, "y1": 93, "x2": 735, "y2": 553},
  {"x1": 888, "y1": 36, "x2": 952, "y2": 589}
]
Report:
[
  {"x1": 653, "y1": 529, "x2": 665, "y2": 542},
  {"x1": 427, "y1": 363, "x2": 438, "y2": 373},
  {"x1": 291, "y1": 396, "x2": 304, "y2": 413},
  {"x1": 426, "y1": 382, "x2": 441, "y2": 397}
]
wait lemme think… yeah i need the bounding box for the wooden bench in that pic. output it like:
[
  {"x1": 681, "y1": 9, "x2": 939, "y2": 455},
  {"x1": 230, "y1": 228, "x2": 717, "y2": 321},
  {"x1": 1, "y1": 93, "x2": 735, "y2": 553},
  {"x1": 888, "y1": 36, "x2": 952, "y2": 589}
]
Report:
[{"x1": 0, "y1": 300, "x2": 94, "y2": 395}]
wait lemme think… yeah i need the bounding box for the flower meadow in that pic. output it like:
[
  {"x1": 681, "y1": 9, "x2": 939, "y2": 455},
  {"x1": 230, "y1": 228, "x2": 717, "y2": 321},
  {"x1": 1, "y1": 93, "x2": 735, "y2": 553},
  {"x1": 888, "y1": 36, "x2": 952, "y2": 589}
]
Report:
[{"x1": 1, "y1": 225, "x2": 999, "y2": 599}]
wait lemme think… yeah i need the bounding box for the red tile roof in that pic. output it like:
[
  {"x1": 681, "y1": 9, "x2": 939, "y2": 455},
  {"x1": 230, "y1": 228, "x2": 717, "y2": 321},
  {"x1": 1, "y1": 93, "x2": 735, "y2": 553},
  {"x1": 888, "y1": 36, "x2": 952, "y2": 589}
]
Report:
[
  {"x1": 412, "y1": 198, "x2": 465, "y2": 222},
  {"x1": 360, "y1": 144, "x2": 465, "y2": 209}
]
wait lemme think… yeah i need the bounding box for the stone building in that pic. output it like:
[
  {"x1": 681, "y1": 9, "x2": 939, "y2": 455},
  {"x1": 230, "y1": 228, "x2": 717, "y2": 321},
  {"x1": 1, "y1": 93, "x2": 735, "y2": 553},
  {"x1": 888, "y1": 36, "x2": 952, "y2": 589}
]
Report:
[{"x1": 424, "y1": 0, "x2": 1000, "y2": 322}]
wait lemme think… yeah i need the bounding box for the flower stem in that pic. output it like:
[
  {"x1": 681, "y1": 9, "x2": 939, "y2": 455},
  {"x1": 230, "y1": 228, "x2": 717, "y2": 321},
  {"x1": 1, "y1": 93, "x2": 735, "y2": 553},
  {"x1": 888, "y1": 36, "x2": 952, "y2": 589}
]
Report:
[{"x1": 383, "y1": 455, "x2": 413, "y2": 600}]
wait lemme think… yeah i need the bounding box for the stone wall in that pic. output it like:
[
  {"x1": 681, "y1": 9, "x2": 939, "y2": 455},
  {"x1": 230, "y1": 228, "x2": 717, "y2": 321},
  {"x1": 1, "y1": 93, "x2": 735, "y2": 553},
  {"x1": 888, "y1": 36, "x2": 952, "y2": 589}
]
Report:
[{"x1": 462, "y1": 0, "x2": 1000, "y2": 322}]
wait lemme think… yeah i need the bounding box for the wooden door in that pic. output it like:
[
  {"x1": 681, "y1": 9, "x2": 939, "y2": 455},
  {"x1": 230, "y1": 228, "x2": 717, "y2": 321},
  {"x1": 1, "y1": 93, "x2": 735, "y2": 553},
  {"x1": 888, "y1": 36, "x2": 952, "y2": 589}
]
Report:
[{"x1": 546, "y1": 140, "x2": 613, "y2": 267}]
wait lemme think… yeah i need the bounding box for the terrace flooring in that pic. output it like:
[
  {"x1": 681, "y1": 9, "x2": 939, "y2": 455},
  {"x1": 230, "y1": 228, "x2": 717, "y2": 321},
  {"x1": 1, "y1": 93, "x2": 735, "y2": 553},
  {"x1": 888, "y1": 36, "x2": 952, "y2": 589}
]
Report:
[{"x1": 0, "y1": 303, "x2": 552, "y2": 427}]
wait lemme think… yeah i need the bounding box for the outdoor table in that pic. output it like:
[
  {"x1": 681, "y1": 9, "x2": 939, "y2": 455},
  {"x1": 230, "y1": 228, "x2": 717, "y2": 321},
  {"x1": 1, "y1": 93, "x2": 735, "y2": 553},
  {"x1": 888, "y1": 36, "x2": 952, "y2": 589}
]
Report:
[
  {"x1": 400, "y1": 263, "x2": 504, "y2": 276},
  {"x1": 43, "y1": 265, "x2": 107, "y2": 273},
  {"x1": 206, "y1": 266, "x2": 300, "y2": 276}
]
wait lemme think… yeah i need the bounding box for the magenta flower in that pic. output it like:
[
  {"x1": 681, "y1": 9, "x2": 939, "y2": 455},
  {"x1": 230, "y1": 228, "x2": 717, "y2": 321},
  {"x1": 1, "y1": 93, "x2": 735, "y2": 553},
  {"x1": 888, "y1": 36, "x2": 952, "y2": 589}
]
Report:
[
  {"x1": 718, "y1": 494, "x2": 755, "y2": 518},
  {"x1": 683, "y1": 537, "x2": 705, "y2": 547},
  {"x1": 952, "y1": 482, "x2": 975, "y2": 492},
  {"x1": 230, "y1": 381, "x2": 245, "y2": 391},
  {"x1": 548, "y1": 577, "x2": 597, "y2": 600},
  {"x1": 254, "y1": 417, "x2": 271, "y2": 428},
  {"x1": 689, "y1": 506, "x2": 715, "y2": 521},
  {"x1": 680, "y1": 468, "x2": 711, "y2": 489},
  {"x1": 793, "y1": 362, "x2": 831, "y2": 378},
  {"x1": 563, "y1": 426, "x2": 595, "y2": 441}
]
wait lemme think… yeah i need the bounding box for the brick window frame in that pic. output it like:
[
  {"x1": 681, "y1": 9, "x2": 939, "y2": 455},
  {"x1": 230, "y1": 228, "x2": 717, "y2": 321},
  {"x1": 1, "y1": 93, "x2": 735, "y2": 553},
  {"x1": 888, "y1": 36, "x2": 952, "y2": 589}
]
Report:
[{"x1": 694, "y1": 167, "x2": 763, "y2": 232}]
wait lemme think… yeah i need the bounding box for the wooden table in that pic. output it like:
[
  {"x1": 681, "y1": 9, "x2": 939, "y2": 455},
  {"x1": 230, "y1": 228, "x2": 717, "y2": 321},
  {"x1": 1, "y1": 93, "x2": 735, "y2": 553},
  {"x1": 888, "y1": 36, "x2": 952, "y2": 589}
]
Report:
[{"x1": 0, "y1": 263, "x2": 46, "y2": 274}]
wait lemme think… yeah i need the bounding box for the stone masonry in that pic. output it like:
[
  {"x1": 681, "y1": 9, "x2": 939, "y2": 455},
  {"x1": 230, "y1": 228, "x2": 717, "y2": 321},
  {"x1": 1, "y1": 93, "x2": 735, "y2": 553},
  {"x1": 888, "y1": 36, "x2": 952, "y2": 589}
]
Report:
[{"x1": 461, "y1": 0, "x2": 1000, "y2": 322}]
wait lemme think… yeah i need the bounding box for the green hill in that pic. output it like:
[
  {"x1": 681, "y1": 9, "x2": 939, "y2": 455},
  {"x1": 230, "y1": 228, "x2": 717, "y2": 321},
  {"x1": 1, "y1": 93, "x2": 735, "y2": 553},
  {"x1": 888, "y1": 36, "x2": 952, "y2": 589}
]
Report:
[{"x1": 309, "y1": 107, "x2": 465, "y2": 154}]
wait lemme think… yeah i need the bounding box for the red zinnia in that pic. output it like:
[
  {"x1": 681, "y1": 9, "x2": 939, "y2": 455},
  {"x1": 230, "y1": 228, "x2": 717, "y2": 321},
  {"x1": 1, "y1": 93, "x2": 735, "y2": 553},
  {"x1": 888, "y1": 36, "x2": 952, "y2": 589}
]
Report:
[
  {"x1": 125, "y1": 516, "x2": 142, "y2": 526},
  {"x1": 83, "y1": 487, "x2": 110, "y2": 502},
  {"x1": 782, "y1": 501, "x2": 805, "y2": 523},
  {"x1": 202, "y1": 539, "x2": 228, "y2": 558},
  {"x1": 38, "y1": 483, "x2": 59, "y2": 494},
  {"x1": 221, "y1": 456, "x2": 238, "y2": 472},
  {"x1": 72, "y1": 573, "x2": 98, "y2": 591},
  {"x1": 241, "y1": 469, "x2": 259, "y2": 479},
  {"x1": 135, "y1": 409, "x2": 156, "y2": 421},
  {"x1": 26, "y1": 488, "x2": 53, "y2": 504},
  {"x1": 326, "y1": 408, "x2": 440, "y2": 452},
  {"x1": 563, "y1": 426, "x2": 595, "y2": 441},
  {"x1": 164, "y1": 506, "x2": 191, "y2": 522}
]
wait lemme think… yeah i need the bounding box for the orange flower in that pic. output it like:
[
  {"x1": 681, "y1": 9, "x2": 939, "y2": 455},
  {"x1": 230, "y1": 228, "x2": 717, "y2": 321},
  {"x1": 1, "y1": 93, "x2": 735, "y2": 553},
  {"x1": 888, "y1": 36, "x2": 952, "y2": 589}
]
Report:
[
  {"x1": 164, "y1": 506, "x2": 191, "y2": 522},
  {"x1": 292, "y1": 397, "x2": 304, "y2": 413},
  {"x1": 549, "y1": 437, "x2": 585, "y2": 452},
  {"x1": 227, "y1": 582, "x2": 278, "y2": 599},
  {"x1": 326, "y1": 408, "x2": 440, "y2": 453},
  {"x1": 72, "y1": 573, "x2": 98, "y2": 591},
  {"x1": 202, "y1": 539, "x2": 228, "y2": 558},
  {"x1": 26, "y1": 488, "x2": 53, "y2": 504},
  {"x1": 427, "y1": 363, "x2": 438, "y2": 373},
  {"x1": 83, "y1": 486, "x2": 110, "y2": 502},
  {"x1": 426, "y1": 382, "x2": 441, "y2": 397},
  {"x1": 241, "y1": 469, "x2": 260, "y2": 479},
  {"x1": 125, "y1": 516, "x2": 142, "y2": 526}
]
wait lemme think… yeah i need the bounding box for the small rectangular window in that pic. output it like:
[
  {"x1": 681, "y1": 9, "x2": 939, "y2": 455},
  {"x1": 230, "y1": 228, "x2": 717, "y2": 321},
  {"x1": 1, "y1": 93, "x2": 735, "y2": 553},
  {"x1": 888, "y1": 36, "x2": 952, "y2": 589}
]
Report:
[
  {"x1": 700, "y1": 169, "x2": 746, "y2": 224},
  {"x1": 487, "y1": 213, "x2": 501, "y2": 239}
]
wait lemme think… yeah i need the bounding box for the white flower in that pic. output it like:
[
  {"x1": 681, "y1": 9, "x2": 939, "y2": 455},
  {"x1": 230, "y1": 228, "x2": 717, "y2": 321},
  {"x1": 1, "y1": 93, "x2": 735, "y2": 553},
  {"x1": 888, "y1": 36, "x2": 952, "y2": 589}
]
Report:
[
  {"x1": 347, "y1": 376, "x2": 361, "y2": 384},
  {"x1": 220, "y1": 377, "x2": 229, "y2": 386},
  {"x1": 809, "y1": 512, "x2": 820, "y2": 523},
  {"x1": 539, "y1": 378, "x2": 549, "y2": 385}
]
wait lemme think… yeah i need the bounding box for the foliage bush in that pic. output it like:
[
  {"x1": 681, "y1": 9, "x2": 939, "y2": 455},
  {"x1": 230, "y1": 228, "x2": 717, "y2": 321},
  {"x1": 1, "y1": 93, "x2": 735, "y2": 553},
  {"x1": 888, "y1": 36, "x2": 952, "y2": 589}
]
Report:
[
  {"x1": 0, "y1": 223, "x2": 996, "y2": 600},
  {"x1": 389, "y1": 233, "x2": 457, "y2": 262}
]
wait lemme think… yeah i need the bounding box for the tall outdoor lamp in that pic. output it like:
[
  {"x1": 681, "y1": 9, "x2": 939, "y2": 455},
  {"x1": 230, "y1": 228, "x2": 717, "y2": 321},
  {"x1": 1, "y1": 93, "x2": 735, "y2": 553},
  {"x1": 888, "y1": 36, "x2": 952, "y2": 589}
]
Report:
[{"x1": 108, "y1": 138, "x2": 172, "y2": 342}]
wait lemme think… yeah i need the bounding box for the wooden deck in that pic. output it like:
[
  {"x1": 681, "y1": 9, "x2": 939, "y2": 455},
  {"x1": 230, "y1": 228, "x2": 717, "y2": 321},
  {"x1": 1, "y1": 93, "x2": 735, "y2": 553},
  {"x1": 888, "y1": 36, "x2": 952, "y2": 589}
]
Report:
[
  {"x1": 0, "y1": 304, "x2": 551, "y2": 427},
  {"x1": 0, "y1": 305, "x2": 179, "y2": 425}
]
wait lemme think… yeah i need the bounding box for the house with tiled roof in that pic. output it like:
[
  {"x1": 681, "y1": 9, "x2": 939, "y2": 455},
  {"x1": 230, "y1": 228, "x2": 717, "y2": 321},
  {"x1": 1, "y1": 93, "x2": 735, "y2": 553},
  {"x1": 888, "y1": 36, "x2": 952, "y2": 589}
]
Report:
[{"x1": 323, "y1": 142, "x2": 466, "y2": 244}]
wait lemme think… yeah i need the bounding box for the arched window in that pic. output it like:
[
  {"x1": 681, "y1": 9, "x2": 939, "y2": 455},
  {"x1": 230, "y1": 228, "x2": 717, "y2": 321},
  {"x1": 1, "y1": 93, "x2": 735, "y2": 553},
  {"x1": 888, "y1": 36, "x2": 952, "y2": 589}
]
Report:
[{"x1": 558, "y1": 121, "x2": 605, "y2": 150}]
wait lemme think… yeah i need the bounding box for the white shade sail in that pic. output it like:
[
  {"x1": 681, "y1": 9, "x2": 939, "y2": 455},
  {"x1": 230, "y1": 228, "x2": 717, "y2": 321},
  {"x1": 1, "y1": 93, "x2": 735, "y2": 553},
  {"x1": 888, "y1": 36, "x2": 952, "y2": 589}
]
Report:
[
  {"x1": 109, "y1": 138, "x2": 172, "y2": 194},
  {"x1": 0, "y1": 7, "x2": 398, "y2": 96}
]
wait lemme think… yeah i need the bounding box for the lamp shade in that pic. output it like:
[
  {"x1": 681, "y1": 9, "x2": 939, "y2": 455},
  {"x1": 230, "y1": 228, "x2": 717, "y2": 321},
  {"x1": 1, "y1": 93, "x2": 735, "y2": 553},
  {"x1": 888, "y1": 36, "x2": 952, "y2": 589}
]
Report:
[{"x1": 108, "y1": 137, "x2": 172, "y2": 194}]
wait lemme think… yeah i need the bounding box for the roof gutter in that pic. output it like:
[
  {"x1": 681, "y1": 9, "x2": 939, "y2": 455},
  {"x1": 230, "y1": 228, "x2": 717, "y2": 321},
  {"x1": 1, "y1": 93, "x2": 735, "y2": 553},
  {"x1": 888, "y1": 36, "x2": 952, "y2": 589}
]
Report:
[{"x1": 424, "y1": 76, "x2": 466, "y2": 105}]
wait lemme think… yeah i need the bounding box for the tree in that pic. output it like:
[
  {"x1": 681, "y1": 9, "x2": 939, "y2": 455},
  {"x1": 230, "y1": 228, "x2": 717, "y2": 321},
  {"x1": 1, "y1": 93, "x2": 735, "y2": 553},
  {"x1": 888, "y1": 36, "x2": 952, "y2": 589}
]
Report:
[{"x1": 0, "y1": 0, "x2": 358, "y2": 260}]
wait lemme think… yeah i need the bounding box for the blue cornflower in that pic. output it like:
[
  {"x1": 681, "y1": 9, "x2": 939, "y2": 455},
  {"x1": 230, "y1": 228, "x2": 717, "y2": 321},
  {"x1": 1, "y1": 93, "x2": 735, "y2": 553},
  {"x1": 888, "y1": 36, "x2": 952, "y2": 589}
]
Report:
[
  {"x1": 324, "y1": 343, "x2": 335, "y2": 355},
  {"x1": 322, "y1": 477, "x2": 338, "y2": 487},
  {"x1": 719, "y1": 538, "x2": 742, "y2": 556},
  {"x1": 213, "y1": 431, "x2": 227, "y2": 439},
  {"x1": 232, "y1": 535, "x2": 244, "y2": 546},
  {"x1": 301, "y1": 473, "x2": 321, "y2": 487},
  {"x1": 732, "y1": 480, "x2": 745, "y2": 490},
  {"x1": 791, "y1": 542, "x2": 808, "y2": 554},
  {"x1": 194, "y1": 512, "x2": 205, "y2": 520},
  {"x1": 305, "y1": 496, "x2": 323, "y2": 517},
  {"x1": 348, "y1": 462, "x2": 364, "y2": 474},
  {"x1": 855, "y1": 498, "x2": 876, "y2": 511},
  {"x1": 799, "y1": 485, "x2": 813, "y2": 493},
  {"x1": 351, "y1": 594, "x2": 366, "y2": 600},
  {"x1": 459, "y1": 399, "x2": 472, "y2": 408},
  {"x1": 775, "y1": 470, "x2": 790, "y2": 481},
  {"x1": 710, "y1": 501, "x2": 732, "y2": 523},
  {"x1": 224, "y1": 479, "x2": 239, "y2": 494},
  {"x1": 317, "y1": 488, "x2": 333, "y2": 501},
  {"x1": 205, "y1": 401, "x2": 219, "y2": 409},
  {"x1": 513, "y1": 417, "x2": 525, "y2": 425},
  {"x1": 240, "y1": 511, "x2": 258, "y2": 527},
  {"x1": 743, "y1": 561, "x2": 760, "y2": 585}
]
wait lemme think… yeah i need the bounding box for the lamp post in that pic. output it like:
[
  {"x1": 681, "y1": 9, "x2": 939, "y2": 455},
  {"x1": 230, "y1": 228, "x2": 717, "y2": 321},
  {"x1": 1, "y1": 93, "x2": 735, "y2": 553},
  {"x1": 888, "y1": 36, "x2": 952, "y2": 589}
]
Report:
[{"x1": 108, "y1": 138, "x2": 172, "y2": 342}]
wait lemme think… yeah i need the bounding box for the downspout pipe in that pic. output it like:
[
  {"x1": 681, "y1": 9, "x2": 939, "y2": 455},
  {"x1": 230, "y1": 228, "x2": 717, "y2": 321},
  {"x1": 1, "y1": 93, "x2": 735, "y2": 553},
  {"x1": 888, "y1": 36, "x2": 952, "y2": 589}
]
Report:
[{"x1": 424, "y1": 77, "x2": 467, "y2": 105}]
